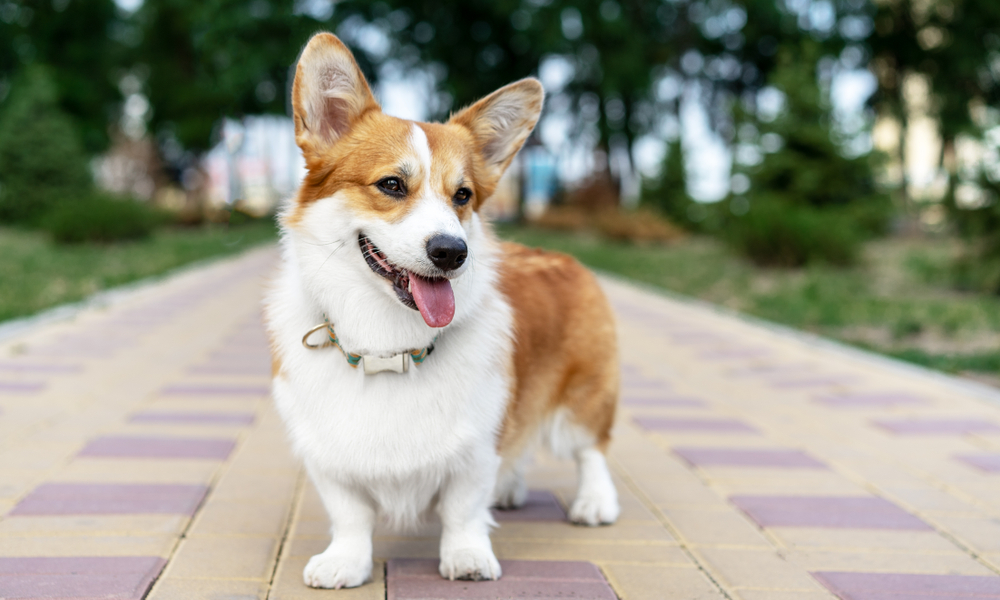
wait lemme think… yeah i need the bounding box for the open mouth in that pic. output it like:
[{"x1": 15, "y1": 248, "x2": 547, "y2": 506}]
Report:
[{"x1": 359, "y1": 234, "x2": 456, "y2": 328}]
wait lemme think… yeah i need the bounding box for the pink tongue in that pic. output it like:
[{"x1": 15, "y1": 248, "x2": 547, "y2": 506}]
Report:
[{"x1": 409, "y1": 275, "x2": 455, "y2": 328}]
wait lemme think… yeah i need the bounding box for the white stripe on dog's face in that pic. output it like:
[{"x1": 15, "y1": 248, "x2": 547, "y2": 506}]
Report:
[{"x1": 356, "y1": 124, "x2": 468, "y2": 278}]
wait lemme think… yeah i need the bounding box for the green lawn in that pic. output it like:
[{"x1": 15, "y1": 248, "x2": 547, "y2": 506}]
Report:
[
  {"x1": 498, "y1": 225, "x2": 1000, "y2": 381},
  {"x1": 0, "y1": 219, "x2": 278, "y2": 323}
]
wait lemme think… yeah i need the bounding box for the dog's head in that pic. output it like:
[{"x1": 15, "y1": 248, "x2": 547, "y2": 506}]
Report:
[{"x1": 284, "y1": 32, "x2": 543, "y2": 333}]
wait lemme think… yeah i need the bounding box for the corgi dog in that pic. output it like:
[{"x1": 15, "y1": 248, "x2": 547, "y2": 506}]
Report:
[{"x1": 264, "y1": 32, "x2": 620, "y2": 589}]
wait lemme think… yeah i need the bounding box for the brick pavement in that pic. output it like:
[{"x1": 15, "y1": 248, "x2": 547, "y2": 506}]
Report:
[{"x1": 2, "y1": 246, "x2": 1000, "y2": 599}]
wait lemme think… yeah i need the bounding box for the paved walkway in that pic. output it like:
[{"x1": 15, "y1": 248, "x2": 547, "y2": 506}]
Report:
[{"x1": 2, "y1": 246, "x2": 1000, "y2": 599}]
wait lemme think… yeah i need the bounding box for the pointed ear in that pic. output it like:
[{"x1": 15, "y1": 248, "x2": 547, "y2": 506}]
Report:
[
  {"x1": 291, "y1": 32, "x2": 379, "y2": 159},
  {"x1": 449, "y1": 78, "x2": 545, "y2": 189}
]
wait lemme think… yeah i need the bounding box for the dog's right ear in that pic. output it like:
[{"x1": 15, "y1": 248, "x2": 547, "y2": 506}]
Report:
[{"x1": 292, "y1": 33, "x2": 379, "y2": 160}]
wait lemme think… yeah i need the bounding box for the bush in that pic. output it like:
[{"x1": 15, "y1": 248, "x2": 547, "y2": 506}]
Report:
[
  {"x1": 42, "y1": 194, "x2": 171, "y2": 244},
  {"x1": 727, "y1": 201, "x2": 860, "y2": 267},
  {"x1": 0, "y1": 66, "x2": 93, "y2": 226}
]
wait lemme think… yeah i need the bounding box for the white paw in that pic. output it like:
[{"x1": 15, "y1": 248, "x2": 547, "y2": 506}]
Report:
[
  {"x1": 569, "y1": 492, "x2": 620, "y2": 526},
  {"x1": 439, "y1": 547, "x2": 502, "y2": 581},
  {"x1": 303, "y1": 552, "x2": 371, "y2": 589}
]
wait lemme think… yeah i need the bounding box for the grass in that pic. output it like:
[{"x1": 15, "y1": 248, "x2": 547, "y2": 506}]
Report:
[
  {"x1": 498, "y1": 225, "x2": 1000, "y2": 380},
  {"x1": 0, "y1": 218, "x2": 278, "y2": 323}
]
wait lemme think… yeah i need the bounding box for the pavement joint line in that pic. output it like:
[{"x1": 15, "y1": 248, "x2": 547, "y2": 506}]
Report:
[
  {"x1": 607, "y1": 454, "x2": 736, "y2": 600},
  {"x1": 264, "y1": 469, "x2": 306, "y2": 600}
]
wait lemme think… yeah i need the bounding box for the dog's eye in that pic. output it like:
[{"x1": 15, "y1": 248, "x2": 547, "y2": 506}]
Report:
[
  {"x1": 453, "y1": 187, "x2": 472, "y2": 206},
  {"x1": 376, "y1": 177, "x2": 406, "y2": 197}
]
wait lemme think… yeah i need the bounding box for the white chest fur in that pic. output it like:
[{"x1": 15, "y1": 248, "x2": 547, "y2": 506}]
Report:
[{"x1": 265, "y1": 237, "x2": 514, "y2": 528}]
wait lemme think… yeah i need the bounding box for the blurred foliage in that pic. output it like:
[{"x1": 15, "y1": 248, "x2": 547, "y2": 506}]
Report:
[
  {"x1": 0, "y1": 0, "x2": 125, "y2": 153},
  {"x1": 726, "y1": 42, "x2": 891, "y2": 266},
  {"x1": 0, "y1": 218, "x2": 277, "y2": 322},
  {"x1": 42, "y1": 193, "x2": 173, "y2": 244},
  {"x1": 0, "y1": 66, "x2": 92, "y2": 226},
  {"x1": 947, "y1": 175, "x2": 1000, "y2": 293},
  {"x1": 727, "y1": 200, "x2": 860, "y2": 266},
  {"x1": 134, "y1": 0, "x2": 327, "y2": 151},
  {"x1": 869, "y1": 0, "x2": 1000, "y2": 143}
]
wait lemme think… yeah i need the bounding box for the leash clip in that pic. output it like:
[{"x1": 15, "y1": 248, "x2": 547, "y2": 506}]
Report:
[{"x1": 302, "y1": 323, "x2": 336, "y2": 349}]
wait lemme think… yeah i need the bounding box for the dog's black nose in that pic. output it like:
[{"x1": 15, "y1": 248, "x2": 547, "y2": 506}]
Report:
[{"x1": 426, "y1": 235, "x2": 468, "y2": 271}]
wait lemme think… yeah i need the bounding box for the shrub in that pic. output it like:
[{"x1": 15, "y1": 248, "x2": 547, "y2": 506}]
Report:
[
  {"x1": 0, "y1": 66, "x2": 93, "y2": 226},
  {"x1": 42, "y1": 194, "x2": 171, "y2": 244},
  {"x1": 727, "y1": 200, "x2": 860, "y2": 267}
]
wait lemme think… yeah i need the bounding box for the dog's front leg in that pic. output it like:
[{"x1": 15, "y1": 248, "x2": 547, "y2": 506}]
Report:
[
  {"x1": 436, "y1": 453, "x2": 502, "y2": 581},
  {"x1": 303, "y1": 468, "x2": 375, "y2": 589}
]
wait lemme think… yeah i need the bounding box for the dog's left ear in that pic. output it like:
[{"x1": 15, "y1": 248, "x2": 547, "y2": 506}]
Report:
[
  {"x1": 449, "y1": 78, "x2": 544, "y2": 201},
  {"x1": 292, "y1": 32, "x2": 380, "y2": 161}
]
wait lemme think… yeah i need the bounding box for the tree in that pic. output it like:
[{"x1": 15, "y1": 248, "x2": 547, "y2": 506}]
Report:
[
  {"x1": 135, "y1": 0, "x2": 329, "y2": 152},
  {"x1": 0, "y1": 66, "x2": 92, "y2": 225},
  {"x1": 727, "y1": 42, "x2": 891, "y2": 266},
  {"x1": 0, "y1": 0, "x2": 126, "y2": 154}
]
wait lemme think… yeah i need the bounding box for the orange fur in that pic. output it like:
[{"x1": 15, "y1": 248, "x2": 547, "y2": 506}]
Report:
[{"x1": 496, "y1": 242, "x2": 619, "y2": 455}]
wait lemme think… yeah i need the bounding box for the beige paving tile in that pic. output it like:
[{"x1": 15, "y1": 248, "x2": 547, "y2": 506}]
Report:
[
  {"x1": 493, "y1": 540, "x2": 691, "y2": 563},
  {"x1": 879, "y1": 485, "x2": 980, "y2": 514},
  {"x1": 735, "y1": 590, "x2": 837, "y2": 600},
  {"x1": 491, "y1": 521, "x2": 673, "y2": 542},
  {"x1": 210, "y1": 467, "x2": 299, "y2": 505},
  {"x1": 0, "y1": 515, "x2": 187, "y2": 536},
  {"x1": 694, "y1": 547, "x2": 828, "y2": 592},
  {"x1": 187, "y1": 500, "x2": 291, "y2": 537},
  {"x1": 768, "y1": 527, "x2": 969, "y2": 553},
  {"x1": 924, "y1": 514, "x2": 1000, "y2": 553},
  {"x1": 0, "y1": 534, "x2": 176, "y2": 556},
  {"x1": 270, "y1": 557, "x2": 385, "y2": 599},
  {"x1": 146, "y1": 577, "x2": 269, "y2": 600},
  {"x1": 601, "y1": 563, "x2": 723, "y2": 600},
  {"x1": 657, "y1": 506, "x2": 771, "y2": 548},
  {"x1": 787, "y1": 548, "x2": 994, "y2": 574},
  {"x1": 163, "y1": 536, "x2": 279, "y2": 580},
  {"x1": 57, "y1": 458, "x2": 220, "y2": 483}
]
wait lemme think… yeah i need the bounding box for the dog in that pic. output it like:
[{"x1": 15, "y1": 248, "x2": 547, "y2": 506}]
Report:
[{"x1": 264, "y1": 32, "x2": 620, "y2": 589}]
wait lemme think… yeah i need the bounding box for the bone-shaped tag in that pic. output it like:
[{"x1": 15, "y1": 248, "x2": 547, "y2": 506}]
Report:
[{"x1": 362, "y1": 353, "x2": 410, "y2": 375}]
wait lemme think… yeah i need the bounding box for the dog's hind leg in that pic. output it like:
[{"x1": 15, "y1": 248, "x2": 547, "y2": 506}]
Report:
[
  {"x1": 493, "y1": 450, "x2": 530, "y2": 509},
  {"x1": 547, "y1": 407, "x2": 620, "y2": 526},
  {"x1": 302, "y1": 465, "x2": 375, "y2": 589}
]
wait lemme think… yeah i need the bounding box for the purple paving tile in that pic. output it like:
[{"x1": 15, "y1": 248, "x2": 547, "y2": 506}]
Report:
[
  {"x1": 160, "y1": 383, "x2": 270, "y2": 396},
  {"x1": 768, "y1": 375, "x2": 861, "y2": 389},
  {"x1": 873, "y1": 418, "x2": 1000, "y2": 435},
  {"x1": 633, "y1": 416, "x2": 758, "y2": 434},
  {"x1": 955, "y1": 454, "x2": 1000, "y2": 473},
  {"x1": 623, "y1": 395, "x2": 707, "y2": 408},
  {"x1": 622, "y1": 378, "x2": 671, "y2": 390},
  {"x1": 78, "y1": 435, "x2": 236, "y2": 459},
  {"x1": 725, "y1": 363, "x2": 818, "y2": 378},
  {"x1": 129, "y1": 411, "x2": 256, "y2": 426},
  {"x1": 187, "y1": 365, "x2": 270, "y2": 376},
  {"x1": 10, "y1": 483, "x2": 208, "y2": 515},
  {"x1": 699, "y1": 347, "x2": 772, "y2": 360},
  {"x1": 0, "y1": 556, "x2": 166, "y2": 599},
  {"x1": 813, "y1": 571, "x2": 1000, "y2": 599},
  {"x1": 0, "y1": 361, "x2": 81, "y2": 373},
  {"x1": 673, "y1": 447, "x2": 826, "y2": 469},
  {"x1": 0, "y1": 382, "x2": 46, "y2": 393},
  {"x1": 730, "y1": 495, "x2": 931, "y2": 530},
  {"x1": 492, "y1": 490, "x2": 566, "y2": 522},
  {"x1": 815, "y1": 391, "x2": 927, "y2": 408},
  {"x1": 387, "y1": 558, "x2": 616, "y2": 600}
]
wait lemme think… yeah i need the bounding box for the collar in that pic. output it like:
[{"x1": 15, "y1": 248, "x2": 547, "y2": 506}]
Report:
[{"x1": 301, "y1": 316, "x2": 435, "y2": 375}]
